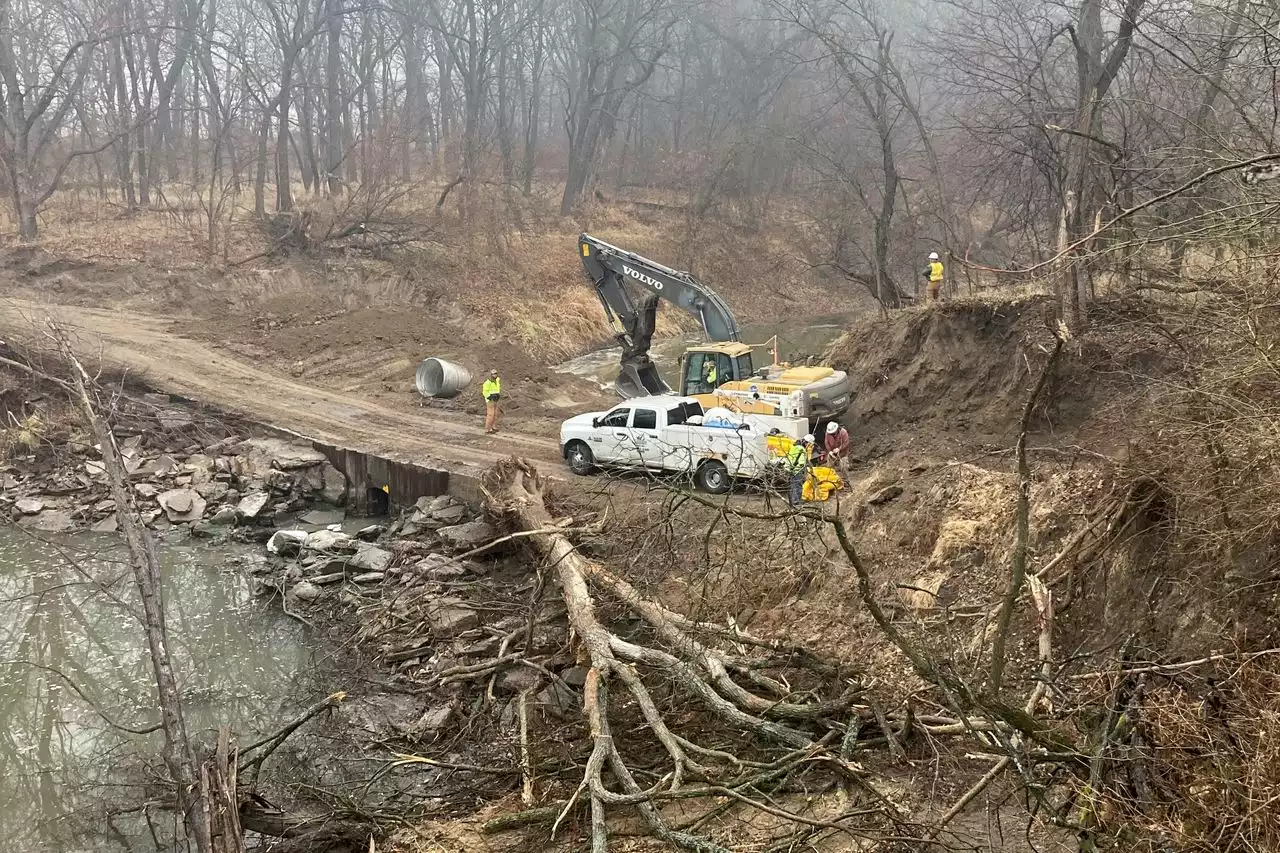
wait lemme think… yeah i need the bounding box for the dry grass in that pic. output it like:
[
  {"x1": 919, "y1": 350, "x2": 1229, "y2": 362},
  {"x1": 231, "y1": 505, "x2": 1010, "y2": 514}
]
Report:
[{"x1": 4, "y1": 178, "x2": 848, "y2": 367}]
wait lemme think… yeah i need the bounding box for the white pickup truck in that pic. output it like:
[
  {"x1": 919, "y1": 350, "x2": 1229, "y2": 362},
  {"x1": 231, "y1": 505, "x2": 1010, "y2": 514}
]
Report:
[{"x1": 559, "y1": 395, "x2": 806, "y2": 493}]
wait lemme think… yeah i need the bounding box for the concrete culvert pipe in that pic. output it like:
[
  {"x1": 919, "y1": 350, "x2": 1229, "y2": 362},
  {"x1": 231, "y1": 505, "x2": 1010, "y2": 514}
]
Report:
[{"x1": 416, "y1": 358, "x2": 472, "y2": 398}]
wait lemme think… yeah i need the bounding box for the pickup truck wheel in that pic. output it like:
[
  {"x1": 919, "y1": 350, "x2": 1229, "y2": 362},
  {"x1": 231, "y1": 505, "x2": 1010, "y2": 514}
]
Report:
[
  {"x1": 696, "y1": 460, "x2": 731, "y2": 494},
  {"x1": 565, "y1": 441, "x2": 595, "y2": 475}
]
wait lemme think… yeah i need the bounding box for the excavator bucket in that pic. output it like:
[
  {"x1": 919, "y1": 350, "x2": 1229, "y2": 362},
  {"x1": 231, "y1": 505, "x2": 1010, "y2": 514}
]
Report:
[
  {"x1": 615, "y1": 362, "x2": 672, "y2": 398},
  {"x1": 613, "y1": 291, "x2": 672, "y2": 397}
]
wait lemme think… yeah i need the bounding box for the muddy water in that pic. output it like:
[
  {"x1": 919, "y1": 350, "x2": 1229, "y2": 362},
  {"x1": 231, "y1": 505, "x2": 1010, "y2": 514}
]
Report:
[
  {"x1": 553, "y1": 316, "x2": 854, "y2": 391},
  {"x1": 0, "y1": 527, "x2": 310, "y2": 852}
]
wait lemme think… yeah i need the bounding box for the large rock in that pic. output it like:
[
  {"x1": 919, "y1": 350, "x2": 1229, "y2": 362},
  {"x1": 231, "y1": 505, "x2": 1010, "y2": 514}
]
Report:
[
  {"x1": 267, "y1": 529, "x2": 308, "y2": 555},
  {"x1": 304, "y1": 529, "x2": 355, "y2": 553},
  {"x1": 159, "y1": 488, "x2": 206, "y2": 522},
  {"x1": 183, "y1": 453, "x2": 215, "y2": 484},
  {"x1": 410, "y1": 553, "x2": 478, "y2": 582},
  {"x1": 25, "y1": 509, "x2": 74, "y2": 532},
  {"x1": 237, "y1": 491, "x2": 270, "y2": 519},
  {"x1": 15, "y1": 497, "x2": 43, "y2": 515},
  {"x1": 158, "y1": 409, "x2": 195, "y2": 432},
  {"x1": 560, "y1": 666, "x2": 589, "y2": 689},
  {"x1": 425, "y1": 598, "x2": 480, "y2": 635},
  {"x1": 867, "y1": 484, "x2": 903, "y2": 506},
  {"x1": 150, "y1": 455, "x2": 179, "y2": 476},
  {"x1": 209, "y1": 506, "x2": 238, "y2": 525},
  {"x1": 121, "y1": 451, "x2": 143, "y2": 475},
  {"x1": 438, "y1": 520, "x2": 496, "y2": 552},
  {"x1": 431, "y1": 503, "x2": 467, "y2": 525},
  {"x1": 422, "y1": 559, "x2": 467, "y2": 582},
  {"x1": 409, "y1": 704, "x2": 453, "y2": 740},
  {"x1": 237, "y1": 438, "x2": 328, "y2": 474},
  {"x1": 287, "y1": 580, "x2": 325, "y2": 603},
  {"x1": 495, "y1": 667, "x2": 542, "y2": 695},
  {"x1": 532, "y1": 682, "x2": 580, "y2": 720},
  {"x1": 348, "y1": 545, "x2": 392, "y2": 573},
  {"x1": 426, "y1": 495, "x2": 458, "y2": 513},
  {"x1": 196, "y1": 481, "x2": 230, "y2": 503},
  {"x1": 91, "y1": 514, "x2": 119, "y2": 534}
]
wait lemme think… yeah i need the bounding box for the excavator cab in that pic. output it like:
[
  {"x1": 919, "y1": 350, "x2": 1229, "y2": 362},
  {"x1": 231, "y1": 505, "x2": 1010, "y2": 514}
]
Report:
[{"x1": 680, "y1": 345, "x2": 755, "y2": 395}]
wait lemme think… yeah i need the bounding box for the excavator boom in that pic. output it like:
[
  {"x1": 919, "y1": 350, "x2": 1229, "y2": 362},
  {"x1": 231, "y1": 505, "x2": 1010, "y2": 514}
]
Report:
[{"x1": 579, "y1": 233, "x2": 740, "y2": 397}]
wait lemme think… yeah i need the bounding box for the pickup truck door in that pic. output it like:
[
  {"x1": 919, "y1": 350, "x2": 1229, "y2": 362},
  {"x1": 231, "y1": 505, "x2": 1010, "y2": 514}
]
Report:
[
  {"x1": 592, "y1": 407, "x2": 632, "y2": 464},
  {"x1": 628, "y1": 407, "x2": 662, "y2": 467}
]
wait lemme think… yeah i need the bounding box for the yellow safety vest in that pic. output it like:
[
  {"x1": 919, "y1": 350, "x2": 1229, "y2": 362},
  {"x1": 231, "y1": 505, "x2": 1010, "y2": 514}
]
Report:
[
  {"x1": 785, "y1": 444, "x2": 808, "y2": 473},
  {"x1": 482, "y1": 377, "x2": 501, "y2": 399},
  {"x1": 706, "y1": 364, "x2": 717, "y2": 384},
  {"x1": 928, "y1": 261, "x2": 944, "y2": 282}
]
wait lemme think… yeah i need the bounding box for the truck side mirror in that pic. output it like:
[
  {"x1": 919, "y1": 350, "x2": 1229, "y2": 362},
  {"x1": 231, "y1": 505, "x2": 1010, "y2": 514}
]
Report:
[{"x1": 591, "y1": 417, "x2": 600, "y2": 429}]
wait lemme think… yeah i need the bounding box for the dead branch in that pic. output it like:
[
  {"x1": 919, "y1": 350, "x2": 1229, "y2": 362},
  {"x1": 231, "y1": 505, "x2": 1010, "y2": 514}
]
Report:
[
  {"x1": 57, "y1": 334, "x2": 218, "y2": 853},
  {"x1": 239, "y1": 692, "x2": 347, "y2": 787},
  {"x1": 990, "y1": 332, "x2": 1067, "y2": 693}
]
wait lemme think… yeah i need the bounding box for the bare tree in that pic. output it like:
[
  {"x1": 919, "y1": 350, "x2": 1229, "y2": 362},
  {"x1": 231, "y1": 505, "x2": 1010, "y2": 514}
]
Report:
[
  {"x1": 0, "y1": 0, "x2": 104, "y2": 238},
  {"x1": 557, "y1": 0, "x2": 676, "y2": 214}
]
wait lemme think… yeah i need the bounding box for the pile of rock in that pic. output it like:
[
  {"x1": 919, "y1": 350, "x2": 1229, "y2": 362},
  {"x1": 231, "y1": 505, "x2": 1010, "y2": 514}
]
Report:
[
  {"x1": 3, "y1": 418, "x2": 349, "y2": 535},
  {"x1": 264, "y1": 492, "x2": 498, "y2": 608}
]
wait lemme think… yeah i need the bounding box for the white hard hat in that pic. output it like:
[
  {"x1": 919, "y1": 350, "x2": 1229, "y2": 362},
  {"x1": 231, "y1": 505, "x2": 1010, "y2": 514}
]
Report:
[
  {"x1": 802, "y1": 434, "x2": 814, "y2": 444},
  {"x1": 826, "y1": 422, "x2": 839, "y2": 434},
  {"x1": 928, "y1": 252, "x2": 939, "y2": 260}
]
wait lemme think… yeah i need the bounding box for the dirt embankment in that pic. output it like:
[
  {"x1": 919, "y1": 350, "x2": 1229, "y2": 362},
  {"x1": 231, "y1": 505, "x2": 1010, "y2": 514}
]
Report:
[
  {"x1": 826, "y1": 296, "x2": 1171, "y2": 461},
  {"x1": 814, "y1": 295, "x2": 1280, "y2": 658}
]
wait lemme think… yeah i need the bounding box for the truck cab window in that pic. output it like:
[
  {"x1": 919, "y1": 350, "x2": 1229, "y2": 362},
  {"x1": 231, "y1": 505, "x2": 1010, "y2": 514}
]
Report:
[
  {"x1": 734, "y1": 354, "x2": 754, "y2": 380},
  {"x1": 633, "y1": 409, "x2": 657, "y2": 430},
  {"x1": 601, "y1": 408, "x2": 630, "y2": 428}
]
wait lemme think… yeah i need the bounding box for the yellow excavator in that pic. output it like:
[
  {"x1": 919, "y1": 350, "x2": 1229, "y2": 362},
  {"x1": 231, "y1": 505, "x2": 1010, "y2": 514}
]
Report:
[{"x1": 579, "y1": 233, "x2": 851, "y2": 422}]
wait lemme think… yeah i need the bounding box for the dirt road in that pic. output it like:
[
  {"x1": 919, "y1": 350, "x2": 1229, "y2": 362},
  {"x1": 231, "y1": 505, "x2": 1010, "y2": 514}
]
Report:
[{"x1": 2, "y1": 300, "x2": 565, "y2": 476}]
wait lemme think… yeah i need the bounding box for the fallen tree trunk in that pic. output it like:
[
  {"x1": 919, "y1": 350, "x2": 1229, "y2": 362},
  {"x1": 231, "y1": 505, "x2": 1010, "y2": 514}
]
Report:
[{"x1": 482, "y1": 459, "x2": 874, "y2": 853}]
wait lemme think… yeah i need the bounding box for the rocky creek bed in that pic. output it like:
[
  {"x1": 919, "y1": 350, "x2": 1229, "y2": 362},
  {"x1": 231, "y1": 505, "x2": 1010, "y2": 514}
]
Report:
[{"x1": 0, "y1": 376, "x2": 579, "y2": 846}]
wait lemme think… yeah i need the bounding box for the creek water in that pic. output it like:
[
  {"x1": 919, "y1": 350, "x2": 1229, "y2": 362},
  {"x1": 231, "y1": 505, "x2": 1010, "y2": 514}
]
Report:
[
  {"x1": 553, "y1": 317, "x2": 854, "y2": 390},
  {"x1": 0, "y1": 526, "x2": 310, "y2": 852}
]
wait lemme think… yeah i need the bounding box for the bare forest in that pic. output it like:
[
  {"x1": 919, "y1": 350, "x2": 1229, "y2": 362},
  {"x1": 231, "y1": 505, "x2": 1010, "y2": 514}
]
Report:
[
  {"x1": 0, "y1": 0, "x2": 1273, "y2": 314},
  {"x1": 6, "y1": 0, "x2": 1280, "y2": 852}
]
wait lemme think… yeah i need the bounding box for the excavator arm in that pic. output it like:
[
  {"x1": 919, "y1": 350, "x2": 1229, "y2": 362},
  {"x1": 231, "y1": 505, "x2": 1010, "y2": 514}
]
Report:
[{"x1": 579, "y1": 233, "x2": 741, "y2": 397}]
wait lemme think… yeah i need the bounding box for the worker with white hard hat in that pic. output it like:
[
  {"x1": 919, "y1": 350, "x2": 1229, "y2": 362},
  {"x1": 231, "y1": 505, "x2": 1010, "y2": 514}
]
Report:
[
  {"x1": 923, "y1": 251, "x2": 944, "y2": 303},
  {"x1": 822, "y1": 420, "x2": 851, "y2": 472}
]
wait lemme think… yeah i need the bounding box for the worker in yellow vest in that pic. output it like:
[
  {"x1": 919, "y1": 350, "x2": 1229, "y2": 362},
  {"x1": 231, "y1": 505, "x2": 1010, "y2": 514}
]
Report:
[
  {"x1": 482, "y1": 369, "x2": 501, "y2": 434},
  {"x1": 923, "y1": 252, "x2": 944, "y2": 302},
  {"x1": 786, "y1": 435, "x2": 813, "y2": 507},
  {"x1": 701, "y1": 359, "x2": 718, "y2": 392}
]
